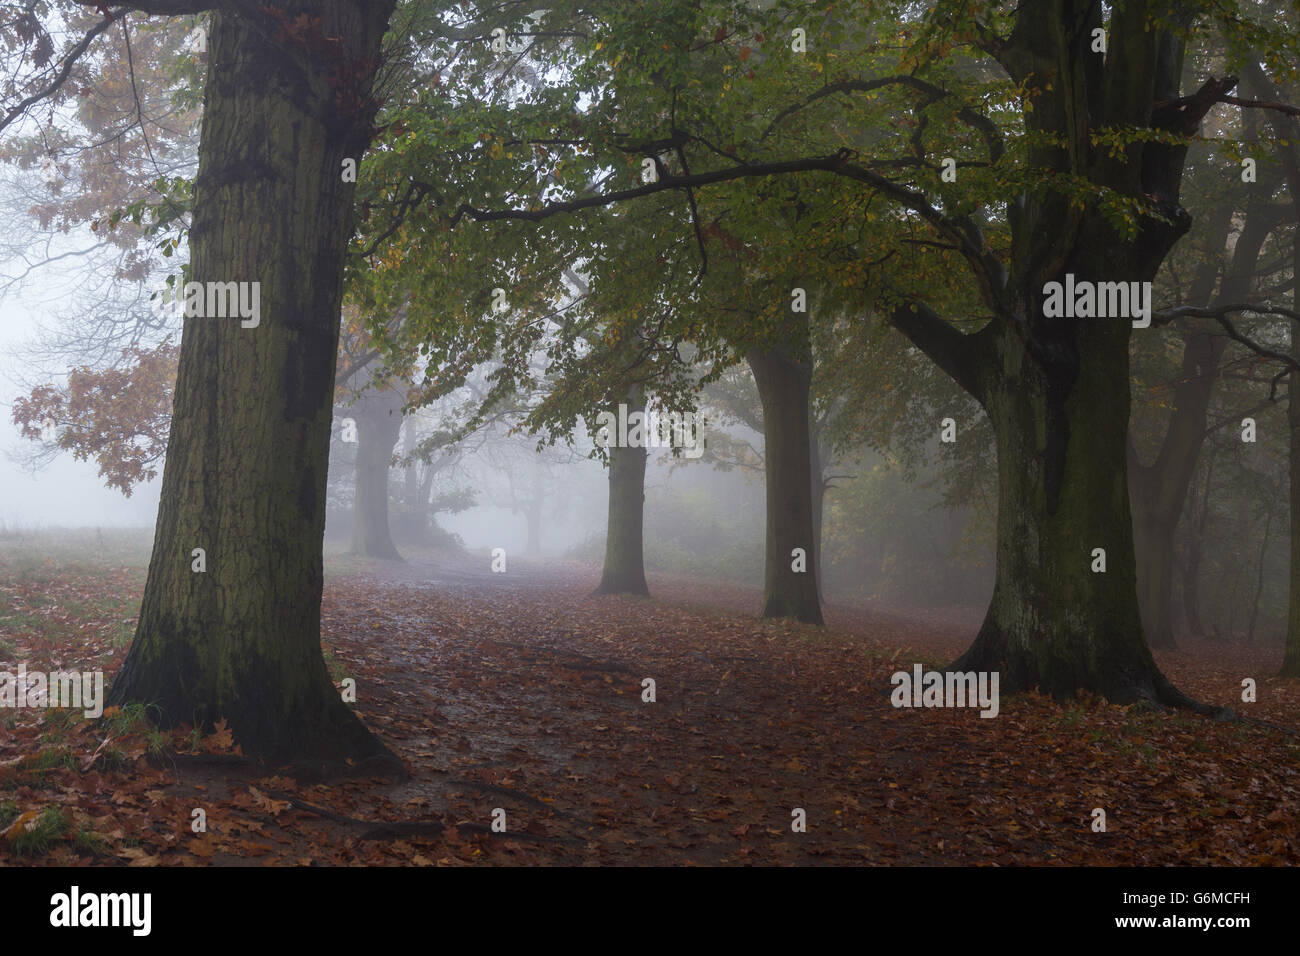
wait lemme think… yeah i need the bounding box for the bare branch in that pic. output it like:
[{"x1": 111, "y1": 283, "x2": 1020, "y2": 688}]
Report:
[{"x1": 1153, "y1": 302, "x2": 1300, "y2": 325}]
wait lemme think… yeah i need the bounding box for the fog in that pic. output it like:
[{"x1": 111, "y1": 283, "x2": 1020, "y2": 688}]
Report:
[{"x1": 0, "y1": 295, "x2": 160, "y2": 529}]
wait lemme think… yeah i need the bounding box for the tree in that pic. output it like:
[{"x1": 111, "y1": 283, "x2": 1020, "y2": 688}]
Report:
[
  {"x1": 1, "y1": 7, "x2": 200, "y2": 375},
  {"x1": 7, "y1": 0, "x2": 409, "y2": 773},
  {"x1": 747, "y1": 314, "x2": 822, "y2": 624},
  {"x1": 1130, "y1": 184, "x2": 1282, "y2": 649},
  {"x1": 345, "y1": 373, "x2": 407, "y2": 561},
  {"x1": 324, "y1": 0, "x2": 1300, "y2": 701},
  {"x1": 589, "y1": 383, "x2": 649, "y2": 594}
]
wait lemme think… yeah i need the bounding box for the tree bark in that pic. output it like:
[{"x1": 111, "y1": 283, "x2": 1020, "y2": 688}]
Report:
[
  {"x1": 349, "y1": 387, "x2": 404, "y2": 560},
  {"x1": 106, "y1": 2, "x2": 403, "y2": 775},
  {"x1": 595, "y1": 390, "x2": 650, "y2": 596},
  {"x1": 748, "y1": 325, "x2": 823, "y2": 625},
  {"x1": 952, "y1": 310, "x2": 1178, "y2": 701}
]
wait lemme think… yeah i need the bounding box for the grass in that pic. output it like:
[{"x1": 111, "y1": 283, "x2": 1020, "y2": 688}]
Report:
[
  {"x1": 27, "y1": 746, "x2": 77, "y2": 773},
  {"x1": 10, "y1": 806, "x2": 69, "y2": 857},
  {"x1": 145, "y1": 730, "x2": 169, "y2": 761},
  {"x1": 39, "y1": 707, "x2": 82, "y2": 740},
  {"x1": 72, "y1": 825, "x2": 111, "y2": 857},
  {"x1": 105, "y1": 700, "x2": 154, "y2": 736},
  {"x1": 92, "y1": 746, "x2": 129, "y2": 772},
  {"x1": 0, "y1": 525, "x2": 153, "y2": 575},
  {"x1": 0, "y1": 804, "x2": 106, "y2": 859},
  {"x1": 322, "y1": 644, "x2": 348, "y2": 685},
  {"x1": 0, "y1": 527, "x2": 149, "y2": 655}
]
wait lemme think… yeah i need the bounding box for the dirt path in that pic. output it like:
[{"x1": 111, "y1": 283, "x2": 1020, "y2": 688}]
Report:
[
  {"x1": 3, "y1": 550, "x2": 1297, "y2": 866},
  {"x1": 303, "y1": 553, "x2": 1300, "y2": 865}
]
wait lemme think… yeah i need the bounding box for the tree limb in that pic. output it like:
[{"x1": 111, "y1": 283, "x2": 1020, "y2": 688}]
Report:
[
  {"x1": 448, "y1": 149, "x2": 1010, "y2": 312},
  {"x1": 886, "y1": 296, "x2": 986, "y2": 402},
  {"x1": 761, "y1": 75, "x2": 1004, "y2": 163}
]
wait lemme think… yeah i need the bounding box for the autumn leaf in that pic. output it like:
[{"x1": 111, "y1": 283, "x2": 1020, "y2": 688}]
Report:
[{"x1": 202, "y1": 718, "x2": 236, "y2": 754}]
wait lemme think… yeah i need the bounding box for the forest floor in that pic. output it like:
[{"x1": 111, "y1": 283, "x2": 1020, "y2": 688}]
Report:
[{"x1": 1, "y1": 529, "x2": 1298, "y2": 866}]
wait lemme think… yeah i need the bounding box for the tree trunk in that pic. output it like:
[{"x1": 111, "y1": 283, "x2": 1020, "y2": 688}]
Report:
[
  {"x1": 1286, "y1": 391, "x2": 1300, "y2": 674},
  {"x1": 1129, "y1": 204, "x2": 1269, "y2": 648},
  {"x1": 595, "y1": 392, "x2": 650, "y2": 596},
  {"x1": 887, "y1": 1, "x2": 1233, "y2": 708},
  {"x1": 1128, "y1": 330, "x2": 1226, "y2": 650},
  {"x1": 1181, "y1": 454, "x2": 1213, "y2": 640},
  {"x1": 1247, "y1": 508, "x2": 1273, "y2": 646},
  {"x1": 1132, "y1": 509, "x2": 1182, "y2": 648},
  {"x1": 748, "y1": 333, "x2": 823, "y2": 625},
  {"x1": 403, "y1": 416, "x2": 419, "y2": 510},
  {"x1": 399, "y1": 415, "x2": 429, "y2": 541},
  {"x1": 1269, "y1": 70, "x2": 1300, "y2": 674},
  {"x1": 953, "y1": 314, "x2": 1179, "y2": 703},
  {"x1": 349, "y1": 388, "x2": 404, "y2": 560},
  {"x1": 810, "y1": 429, "x2": 827, "y2": 604},
  {"x1": 107, "y1": 2, "x2": 403, "y2": 776}
]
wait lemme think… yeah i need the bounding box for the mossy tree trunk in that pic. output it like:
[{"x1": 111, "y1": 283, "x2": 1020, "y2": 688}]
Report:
[
  {"x1": 107, "y1": 1, "x2": 403, "y2": 774},
  {"x1": 953, "y1": 314, "x2": 1172, "y2": 700}
]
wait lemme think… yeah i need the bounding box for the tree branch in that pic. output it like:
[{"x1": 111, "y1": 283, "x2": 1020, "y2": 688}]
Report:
[
  {"x1": 1152, "y1": 302, "x2": 1300, "y2": 326},
  {"x1": 886, "y1": 296, "x2": 986, "y2": 401},
  {"x1": 1182, "y1": 93, "x2": 1300, "y2": 118},
  {"x1": 0, "y1": 9, "x2": 120, "y2": 137},
  {"x1": 761, "y1": 76, "x2": 1004, "y2": 163},
  {"x1": 448, "y1": 149, "x2": 1010, "y2": 312},
  {"x1": 75, "y1": 0, "x2": 225, "y2": 12}
]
